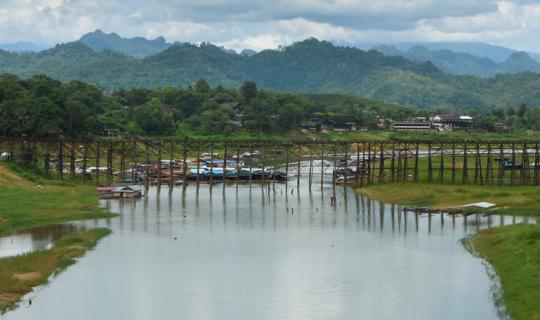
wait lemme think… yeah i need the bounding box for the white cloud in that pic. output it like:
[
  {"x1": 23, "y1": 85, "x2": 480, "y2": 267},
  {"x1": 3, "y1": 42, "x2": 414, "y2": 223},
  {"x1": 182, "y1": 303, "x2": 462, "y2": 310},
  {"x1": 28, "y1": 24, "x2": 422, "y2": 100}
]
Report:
[{"x1": 0, "y1": 0, "x2": 540, "y2": 52}]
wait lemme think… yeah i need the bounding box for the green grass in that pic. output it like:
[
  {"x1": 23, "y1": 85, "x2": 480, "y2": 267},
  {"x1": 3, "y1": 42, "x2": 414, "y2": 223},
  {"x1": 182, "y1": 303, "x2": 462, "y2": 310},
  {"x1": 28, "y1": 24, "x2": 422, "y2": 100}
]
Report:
[
  {"x1": 0, "y1": 228, "x2": 111, "y2": 313},
  {"x1": 0, "y1": 163, "x2": 116, "y2": 236},
  {"x1": 314, "y1": 129, "x2": 540, "y2": 142},
  {"x1": 474, "y1": 224, "x2": 540, "y2": 320},
  {"x1": 358, "y1": 182, "x2": 540, "y2": 216}
]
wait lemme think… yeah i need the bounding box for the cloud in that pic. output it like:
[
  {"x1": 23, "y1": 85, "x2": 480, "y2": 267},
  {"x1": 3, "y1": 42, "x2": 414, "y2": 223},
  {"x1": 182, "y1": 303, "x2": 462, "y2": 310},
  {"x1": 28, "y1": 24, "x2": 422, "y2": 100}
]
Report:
[{"x1": 0, "y1": 0, "x2": 540, "y2": 52}]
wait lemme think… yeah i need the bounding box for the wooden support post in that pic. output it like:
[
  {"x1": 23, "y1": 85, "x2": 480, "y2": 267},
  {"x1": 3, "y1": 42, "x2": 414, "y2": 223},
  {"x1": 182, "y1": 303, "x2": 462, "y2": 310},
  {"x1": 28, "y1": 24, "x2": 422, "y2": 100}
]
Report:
[
  {"x1": 522, "y1": 143, "x2": 528, "y2": 185},
  {"x1": 120, "y1": 142, "x2": 126, "y2": 182},
  {"x1": 235, "y1": 144, "x2": 241, "y2": 184},
  {"x1": 438, "y1": 143, "x2": 444, "y2": 183},
  {"x1": 261, "y1": 144, "x2": 267, "y2": 185},
  {"x1": 285, "y1": 145, "x2": 290, "y2": 183},
  {"x1": 209, "y1": 143, "x2": 215, "y2": 188},
  {"x1": 511, "y1": 143, "x2": 516, "y2": 186},
  {"x1": 44, "y1": 142, "x2": 50, "y2": 178},
  {"x1": 58, "y1": 141, "x2": 64, "y2": 180},
  {"x1": 355, "y1": 143, "x2": 361, "y2": 186},
  {"x1": 169, "y1": 142, "x2": 174, "y2": 187},
  {"x1": 131, "y1": 141, "x2": 137, "y2": 184},
  {"x1": 462, "y1": 143, "x2": 468, "y2": 184},
  {"x1": 366, "y1": 143, "x2": 372, "y2": 184},
  {"x1": 414, "y1": 143, "x2": 419, "y2": 183},
  {"x1": 498, "y1": 144, "x2": 504, "y2": 186},
  {"x1": 360, "y1": 143, "x2": 367, "y2": 187},
  {"x1": 157, "y1": 142, "x2": 162, "y2": 186},
  {"x1": 402, "y1": 143, "x2": 408, "y2": 181},
  {"x1": 475, "y1": 143, "x2": 483, "y2": 185},
  {"x1": 95, "y1": 142, "x2": 100, "y2": 185},
  {"x1": 427, "y1": 143, "x2": 433, "y2": 183},
  {"x1": 70, "y1": 142, "x2": 76, "y2": 180},
  {"x1": 182, "y1": 144, "x2": 188, "y2": 189},
  {"x1": 535, "y1": 143, "x2": 540, "y2": 186},
  {"x1": 296, "y1": 146, "x2": 301, "y2": 189},
  {"x1": 372, "y1": 143, "x2": 377, "y2": 183},
  {"x1": 107, "y1": 142, "x2": 113, "y2": 184},
  {"x1": 378, "y1": 142, "x2": 385, "y2": 183},
  {"x1": 486, "y1": 143, "x2": 492, "y2": 185},
  {"x1": 248, "y1": 144, "x2": 253, "y2": 186},
  {"x1": 309, "y1": 145, "x2": 314, "y2": 190},
  {"x1": 344, "y1": 143, "x2": 349, "y2": 192},
  {"x1": 320, "y1": 143, "x2": 325, "y2": 189},
  {"x1": 182, "y1": 142, "x2": 188, "y2": 186},
  {"x1": 391, "y1": 143, "x2": 396, "y2": 182},
  {"x1": 7, "y1": 141, "x2": 13, "y2": 161},
  {"x1": 272, "y1": 144, "x2": 277, "y2": 189},
  {"x1": 196, "y1": 143, "x2": 201, "y2": 188},
  {"x1": 396, "y1": 143, "x2": 402, "y2": 182},
  {"x1": 451, "y1": 143, "x2": 456, "y2": 184},
  {"x1": 223, "y1": 142, "x2": 229, "y2": 191},
  {"x1": 332, "y1": 144, "x2": 337, "y2": 198},
  {"x1": 145, "y1": 142, "x2": 150, "y2": 187},
  {"x1": 82, "y1": 143, "x2": 88, "y2": 183}
]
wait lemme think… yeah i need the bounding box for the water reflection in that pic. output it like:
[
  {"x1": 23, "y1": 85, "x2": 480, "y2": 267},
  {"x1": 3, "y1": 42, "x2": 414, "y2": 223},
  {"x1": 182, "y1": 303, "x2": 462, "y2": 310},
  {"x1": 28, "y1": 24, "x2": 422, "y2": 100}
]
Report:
[
  {"x1": 3, "y1": 177, "x2": 538, "y2": 320},
  {"x1": 0, "y1": 224, "x2": 77, "y2": 258},
  {"x1": 84, "y1": 182, "x2": 533, "y2": 237}
]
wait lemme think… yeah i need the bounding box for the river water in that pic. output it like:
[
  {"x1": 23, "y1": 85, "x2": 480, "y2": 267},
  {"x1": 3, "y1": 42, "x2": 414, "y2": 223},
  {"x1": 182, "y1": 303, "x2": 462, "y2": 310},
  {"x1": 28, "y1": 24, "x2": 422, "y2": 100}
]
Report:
[{"x1": 3, "y1": 177, "x2": 533, "y2": 320}]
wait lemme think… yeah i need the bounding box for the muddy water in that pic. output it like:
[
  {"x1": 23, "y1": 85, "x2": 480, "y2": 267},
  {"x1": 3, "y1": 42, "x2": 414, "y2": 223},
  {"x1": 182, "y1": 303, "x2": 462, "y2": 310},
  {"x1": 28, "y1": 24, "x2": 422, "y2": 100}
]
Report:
[{"x1": 3, "y1": 177, "x2": 533, "y2": 320}]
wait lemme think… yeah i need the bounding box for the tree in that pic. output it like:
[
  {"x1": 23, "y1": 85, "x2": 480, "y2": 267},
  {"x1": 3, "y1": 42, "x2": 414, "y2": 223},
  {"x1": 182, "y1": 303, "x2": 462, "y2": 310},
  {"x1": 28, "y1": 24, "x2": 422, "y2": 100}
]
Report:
[
  {"x1": 133, "y1": 98, "x2": 175, "y2": 135},
  {"x1": 195, "y1": 79, "x2": 210, "y2": 93},
  {"x1": 518, "y1": 104, "x2": 528, "y2": 118},
  {"x1": 241, "y1": 81, "x2": 257, "y2": 104}
]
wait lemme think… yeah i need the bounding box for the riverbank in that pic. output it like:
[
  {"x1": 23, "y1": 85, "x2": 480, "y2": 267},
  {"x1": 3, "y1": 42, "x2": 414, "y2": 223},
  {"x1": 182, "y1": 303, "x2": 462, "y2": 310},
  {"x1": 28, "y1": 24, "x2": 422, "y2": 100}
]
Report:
[
  {"x1": 0, "y1": 162, "x2": 115, "y2": 236},
  {"x1": 357, "y1": 182, "x2": 540, "y2": 216},
  {"x1": 358, "y1": 182, "x2": 540, "y2": 319},
  {"x1": 474, "y1": 225, "x2": 540, "y2": 320},
  {"x1": 0, "y1": 228, "x2": 111, "y2": 313},
  {"x1": 0, "y1": 162, "x2": 115, "y2": 313}
]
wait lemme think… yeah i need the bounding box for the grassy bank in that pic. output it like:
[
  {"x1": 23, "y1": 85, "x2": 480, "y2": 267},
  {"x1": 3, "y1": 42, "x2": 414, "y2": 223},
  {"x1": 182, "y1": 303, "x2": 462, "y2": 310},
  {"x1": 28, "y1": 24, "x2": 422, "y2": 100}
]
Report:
[
  {"x1": 0, "y1": 162, "x2": 115, "y2": 236},
  {"x1": 0, "y1": 228, "x2": 111, "y2": 313},
  {"x1": 474, "y1": 224, "x2": 540, "y2": 320},
  {"x1": 357, "y1": 182, "x2": 540, "y2": 216}
]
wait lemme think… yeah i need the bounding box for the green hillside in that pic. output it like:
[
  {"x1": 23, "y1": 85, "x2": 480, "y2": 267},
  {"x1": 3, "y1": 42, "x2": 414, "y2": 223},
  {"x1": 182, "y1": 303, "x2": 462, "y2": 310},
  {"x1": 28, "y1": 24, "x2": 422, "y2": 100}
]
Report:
[{"x1": 1, "y1": 38, "x2": 540, "y2": 110}]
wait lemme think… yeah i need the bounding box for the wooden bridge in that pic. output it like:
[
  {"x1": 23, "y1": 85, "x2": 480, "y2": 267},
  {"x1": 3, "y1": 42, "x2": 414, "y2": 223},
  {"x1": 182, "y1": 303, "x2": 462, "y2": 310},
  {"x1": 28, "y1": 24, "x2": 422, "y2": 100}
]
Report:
[{"x1": 2, "y1": 138, "x2": 540, "y2": 188}]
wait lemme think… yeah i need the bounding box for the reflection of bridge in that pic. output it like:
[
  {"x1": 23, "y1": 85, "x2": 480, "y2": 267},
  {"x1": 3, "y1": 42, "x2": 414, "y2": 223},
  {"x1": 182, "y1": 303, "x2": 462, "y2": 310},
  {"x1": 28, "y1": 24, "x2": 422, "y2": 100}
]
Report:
[{"x1": 2, "y1": 138, "x2": 540, "y2": 188}]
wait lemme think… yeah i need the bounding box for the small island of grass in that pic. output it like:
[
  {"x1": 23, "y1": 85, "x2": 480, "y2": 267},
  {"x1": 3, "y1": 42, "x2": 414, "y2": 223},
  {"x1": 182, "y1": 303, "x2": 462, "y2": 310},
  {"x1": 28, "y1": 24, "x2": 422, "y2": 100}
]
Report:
[
  {"x1": 358, "y1": 182, "x2": 540, "y2": 320},
  {"x1": 0, "y1": 228, "x2": 111, "y2": 313}
]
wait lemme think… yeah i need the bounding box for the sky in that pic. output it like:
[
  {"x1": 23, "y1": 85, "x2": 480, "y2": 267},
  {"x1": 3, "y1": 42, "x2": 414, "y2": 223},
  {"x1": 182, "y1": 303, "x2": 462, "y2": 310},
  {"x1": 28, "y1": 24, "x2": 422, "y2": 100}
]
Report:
[{"x1": 1, "y1": 0, "x2": 540, "y2": 52}]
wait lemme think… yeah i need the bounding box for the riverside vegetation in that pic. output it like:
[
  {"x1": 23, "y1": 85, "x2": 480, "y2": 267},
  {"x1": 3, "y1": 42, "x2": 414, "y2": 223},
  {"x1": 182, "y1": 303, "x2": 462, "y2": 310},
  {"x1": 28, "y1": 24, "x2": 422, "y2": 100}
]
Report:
[
  {"x1": 358, "y1": 182, "x2": 540, "y2": 320},
  {"x1": 0, "y1": 162, "x2": 114, "y2": 312},
  {"x1": 3, "y1": 75, "x2": 540, "y2": 139}
]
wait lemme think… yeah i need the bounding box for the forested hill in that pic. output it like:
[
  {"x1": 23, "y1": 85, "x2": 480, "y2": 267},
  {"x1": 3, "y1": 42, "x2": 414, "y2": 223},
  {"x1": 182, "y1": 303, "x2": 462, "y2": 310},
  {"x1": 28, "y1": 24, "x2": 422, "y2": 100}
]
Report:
[{"x1": 1, "y1": 38, "x2": 540, "y2": 109}]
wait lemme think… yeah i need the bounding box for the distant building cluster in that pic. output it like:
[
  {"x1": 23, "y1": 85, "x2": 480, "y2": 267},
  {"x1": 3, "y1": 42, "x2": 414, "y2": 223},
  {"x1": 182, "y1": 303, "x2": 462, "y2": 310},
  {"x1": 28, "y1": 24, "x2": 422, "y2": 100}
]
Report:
[{"x1": 393, "y1": 114, "x2": 474, "y2": 132}]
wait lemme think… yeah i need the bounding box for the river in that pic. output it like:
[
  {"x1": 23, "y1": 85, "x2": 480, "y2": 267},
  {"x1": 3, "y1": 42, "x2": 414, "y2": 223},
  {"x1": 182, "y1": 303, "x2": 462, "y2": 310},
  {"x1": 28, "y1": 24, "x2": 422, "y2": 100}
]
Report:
[{"x1": 4, "y1": 176, "x2": 531, "y2": 319}]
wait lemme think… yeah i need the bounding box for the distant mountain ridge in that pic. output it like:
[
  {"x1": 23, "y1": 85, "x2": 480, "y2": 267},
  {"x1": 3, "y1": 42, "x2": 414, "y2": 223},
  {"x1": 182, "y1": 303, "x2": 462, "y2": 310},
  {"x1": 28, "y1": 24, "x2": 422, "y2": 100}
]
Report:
[
  {"x1": 1, "y1": 38, "x2": 540, "y2": 110},
  {"x1": 0, "y1": 42, "x2": 49, "y2": 53},
  {"x1": 373, "y1": 45, "x2": 540, "y2": 77},
  {"x1": 347, "y1": 41, "x2": 540, "y2": 63},
  {"x1": 79, "y1": 30, "x2": 173, "y2": 58}
]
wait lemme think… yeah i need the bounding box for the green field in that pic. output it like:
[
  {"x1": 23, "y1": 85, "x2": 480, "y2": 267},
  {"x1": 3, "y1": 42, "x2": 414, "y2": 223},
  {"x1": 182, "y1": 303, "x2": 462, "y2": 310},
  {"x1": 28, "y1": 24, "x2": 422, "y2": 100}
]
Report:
[
  {"x1": 0, "y1": 162, "x2": 115, "y2": 236},
  {"x1": 358, "y1": 182, "x2": 540, "y2": 215},
  {"x1": 474, "y1": 225, "x2": 540, "y2": 320}
]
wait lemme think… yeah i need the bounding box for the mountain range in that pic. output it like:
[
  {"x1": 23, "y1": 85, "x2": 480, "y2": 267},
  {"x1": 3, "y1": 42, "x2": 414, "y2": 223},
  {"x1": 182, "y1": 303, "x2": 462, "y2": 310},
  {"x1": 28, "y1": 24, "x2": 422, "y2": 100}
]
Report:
[
  {"x1": 79, "y1": 29, "x2": 172, "y2": 58},
  {"x1": 372, "y1": 45, "x2": 540, "y2": 77},
  {"x1": 1, "y1": 37, "x2": 540, "y2": 110},
  {"x1": 0, "y1": 42, "x2": 49, "y2": 53}
]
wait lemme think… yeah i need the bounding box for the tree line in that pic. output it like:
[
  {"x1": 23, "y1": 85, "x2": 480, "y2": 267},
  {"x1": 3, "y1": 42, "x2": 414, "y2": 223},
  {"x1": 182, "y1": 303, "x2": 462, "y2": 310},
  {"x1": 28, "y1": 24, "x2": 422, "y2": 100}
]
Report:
[{"x1": 0, "y1": 74, "x2": 412, "y2": 138}]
